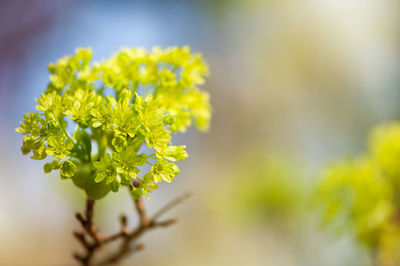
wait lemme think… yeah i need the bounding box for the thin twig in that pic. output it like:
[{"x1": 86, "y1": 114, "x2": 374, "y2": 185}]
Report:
[
  {"x1": 73, "y1": 192, "x2": 192, "y2": 266},
  {"x1": 151, "y1": 192, "x2": 193, "y2": 221}
]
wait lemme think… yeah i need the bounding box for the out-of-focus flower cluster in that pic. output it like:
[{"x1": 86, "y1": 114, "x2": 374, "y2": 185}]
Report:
[{"x1": 318, "y1": 122, "x2": 400, "y2": 264}]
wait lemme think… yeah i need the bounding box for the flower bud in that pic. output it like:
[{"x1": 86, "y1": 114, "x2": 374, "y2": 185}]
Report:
[{"x1": 132, "y1": 178, "x2": 141, "y2": 188}]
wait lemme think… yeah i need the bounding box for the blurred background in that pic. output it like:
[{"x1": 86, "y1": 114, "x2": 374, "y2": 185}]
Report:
[{"x1": 1, "y1": 0, "x2": 400, "y2": 265}]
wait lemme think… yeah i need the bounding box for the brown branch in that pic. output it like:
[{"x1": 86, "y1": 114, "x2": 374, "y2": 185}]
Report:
[
  {"x1": 73, "y1": 192, "x2": 192, "y2": 266},
  {"x1": 134, "y1": 198, "x2": 150, "y2": 226},
  {"x1": 73, "y1": 199, "x2": 106, "y2": 266}
]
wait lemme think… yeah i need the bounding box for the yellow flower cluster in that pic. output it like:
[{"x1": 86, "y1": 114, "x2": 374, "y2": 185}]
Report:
[{"x1": 16, "y1": 47, "x2": 211, "y2": 199}]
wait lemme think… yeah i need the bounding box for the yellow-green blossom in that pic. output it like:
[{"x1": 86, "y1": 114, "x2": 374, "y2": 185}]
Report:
[{"x1": 16, "y1": 46, "x2": 211, "y2": 199}]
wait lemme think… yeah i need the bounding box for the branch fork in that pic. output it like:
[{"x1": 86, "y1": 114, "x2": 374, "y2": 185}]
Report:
[{"x1": 73, "y1": 192, "x2": 192, "y2": 266}]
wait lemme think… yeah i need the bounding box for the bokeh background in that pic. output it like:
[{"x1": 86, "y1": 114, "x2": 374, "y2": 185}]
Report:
[{"x1": 1, "y1": 0, "x2": 400, "y2": 265}]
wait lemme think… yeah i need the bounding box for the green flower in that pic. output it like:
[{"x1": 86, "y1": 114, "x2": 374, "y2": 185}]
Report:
[
  {"x1": 46, "y1": 136, "x2": 74, "y2": 159},
  {"x1": 93, "y1": 153, "x2": 118, "y2": 183},
  {"x1": 60, "y1": 160, "x2": 77, "y2": 177},
  {"x1": 43, "y1": 160, "x2": 59, "y2": 174},
  {"x1": 90, "y1": 100, "x2": 114, "y2": 129},
  {"x1": 111, "y1": 134, "x2": 127, "y2": 152},
  {"x1": 161, "y1": 145, "x2": 188, "y2": 161},
  {"x1": 16, "y1": 112, "x2": 42, "y2": 136},
  {"x1": 31, "y1": 140, "x2": 47, "y2": 160},
  {"x1": 150, "y1": 159, "x2": 180, "y2": 183},
  {"x1": 36, "y1": 91, "x2": 62, "y2": 114}
]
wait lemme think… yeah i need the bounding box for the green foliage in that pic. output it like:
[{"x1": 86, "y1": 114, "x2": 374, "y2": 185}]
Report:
[
  {"x1": 16, "y1": 47, "x2": 210, "y2": 199},
  {"x1": 216, "y1": 151, "x2": 309, "y2": 226},
  {"x1": 369, "y1": 123, "x2": 400, "y2": 193},
  {"x1": 317, "y1": 122, "x2": 400, "y2": 250}
]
